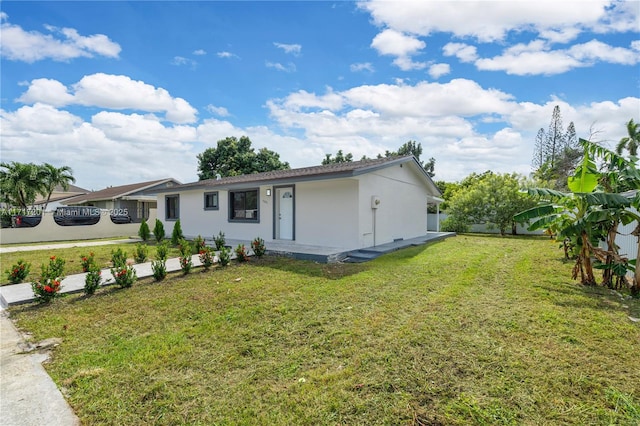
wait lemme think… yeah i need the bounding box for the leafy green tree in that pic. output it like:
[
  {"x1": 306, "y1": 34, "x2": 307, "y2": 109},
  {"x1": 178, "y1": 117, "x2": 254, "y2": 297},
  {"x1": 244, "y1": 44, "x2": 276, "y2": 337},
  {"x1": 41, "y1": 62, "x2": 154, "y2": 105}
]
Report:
[
  {"x1": 40, "y1": 163, "x2": 75, "y2": 211},
  {"x1": 446, "y1": 172, "x2": 537, "y2": 235},
  {"x1": 322, "y1": 150, "x2": 353, "y2": 165},
  {"x1": 616, "y1": 118, "x2": 639, "y2": 157},
  {"x1": 197, "y1": 136, "x2": 289, "y2": 180},
  {"x1": 0, "y1": 162, "x2": 44, "y2": 210}
]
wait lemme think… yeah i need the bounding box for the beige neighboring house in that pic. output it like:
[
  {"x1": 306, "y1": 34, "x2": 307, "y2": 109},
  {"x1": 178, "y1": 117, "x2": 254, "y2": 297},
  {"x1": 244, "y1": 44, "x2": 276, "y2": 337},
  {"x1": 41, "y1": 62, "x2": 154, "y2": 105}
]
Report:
[
  {"x1": 34, "y1": 184, "x2": 89, "y2": 211},
  {"x1": 62, "y1": 178, "x2": 181, "y2": 223},
  {"x1": 155, "y1": 155, "x2": 443, "y2": 251}
]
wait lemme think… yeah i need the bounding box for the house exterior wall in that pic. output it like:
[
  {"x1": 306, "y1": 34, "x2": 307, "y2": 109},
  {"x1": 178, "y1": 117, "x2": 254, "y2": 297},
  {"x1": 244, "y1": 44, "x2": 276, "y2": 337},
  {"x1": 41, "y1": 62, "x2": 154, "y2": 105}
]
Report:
[{"x1": 357, "y1": 163, "x2": 430, "y2": 246}]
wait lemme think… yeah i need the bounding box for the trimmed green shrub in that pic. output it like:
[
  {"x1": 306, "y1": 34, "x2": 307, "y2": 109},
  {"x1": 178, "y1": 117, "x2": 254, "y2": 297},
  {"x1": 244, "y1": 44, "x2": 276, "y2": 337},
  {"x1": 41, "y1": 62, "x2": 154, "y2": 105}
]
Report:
[
  {"x1": 153, "y1": 219, "x2": 165, "y2": 243},
  {"x1": 138, "y1": 218, "x2": 150, "y2": 241},
  {"x1": 171, "y1": 219, "x2": 184, "y2": 246}
]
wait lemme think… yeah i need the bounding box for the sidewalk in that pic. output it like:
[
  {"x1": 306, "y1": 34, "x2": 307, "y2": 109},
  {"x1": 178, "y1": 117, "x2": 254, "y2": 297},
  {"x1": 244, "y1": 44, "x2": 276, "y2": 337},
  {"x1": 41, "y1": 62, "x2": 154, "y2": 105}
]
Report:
[{"x1": 0, "y1": 238, "x2": 140, "y2": 254}]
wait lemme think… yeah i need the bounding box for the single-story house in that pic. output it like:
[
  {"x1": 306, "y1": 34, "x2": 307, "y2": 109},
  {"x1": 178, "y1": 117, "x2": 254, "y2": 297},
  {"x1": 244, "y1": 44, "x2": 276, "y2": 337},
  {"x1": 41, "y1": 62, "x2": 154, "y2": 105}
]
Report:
[
  {"x1": 62, "y1": 178, "x2": 181, "y2": 223},
  {"x1": 34, "y1": 183, "x2": 89, "y2": 211},
  {"x1": 156, "y1": 156, "x2": 443, "y2": 251}
]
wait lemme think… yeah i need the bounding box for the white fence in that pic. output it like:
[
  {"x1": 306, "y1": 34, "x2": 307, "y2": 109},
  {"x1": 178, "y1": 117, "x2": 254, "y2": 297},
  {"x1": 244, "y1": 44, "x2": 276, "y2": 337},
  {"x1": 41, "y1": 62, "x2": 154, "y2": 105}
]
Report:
[
  {"x1": 427, "y1": 213, "x2": 544, "y2": 235},
  {"x1": 0, "y1": 209, "x2": 156, "y2": 245}
]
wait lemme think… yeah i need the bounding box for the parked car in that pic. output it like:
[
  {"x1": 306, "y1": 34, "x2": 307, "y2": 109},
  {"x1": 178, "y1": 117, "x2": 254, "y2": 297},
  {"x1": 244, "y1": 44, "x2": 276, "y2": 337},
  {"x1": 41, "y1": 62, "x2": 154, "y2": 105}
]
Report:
[
  {"x1": 110, "y1": 213, "x2": 132, "y2": 224},
  {"x1": 11, "y1": 214, "x2": 42, "y2": 228},
  {"x1": 53, "y1": 207, "x2": 101, "y2": 226}
]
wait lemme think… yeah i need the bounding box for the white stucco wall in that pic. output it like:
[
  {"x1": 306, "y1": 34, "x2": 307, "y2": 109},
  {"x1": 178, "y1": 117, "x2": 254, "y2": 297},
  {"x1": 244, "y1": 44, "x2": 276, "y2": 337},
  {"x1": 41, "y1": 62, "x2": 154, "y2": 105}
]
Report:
[
  {"x1": 294, "y1": 179, "x2": 360, "y2": 249},
  {"x1": 357, "y1": 162, "x2": 430, "y2": 246}
]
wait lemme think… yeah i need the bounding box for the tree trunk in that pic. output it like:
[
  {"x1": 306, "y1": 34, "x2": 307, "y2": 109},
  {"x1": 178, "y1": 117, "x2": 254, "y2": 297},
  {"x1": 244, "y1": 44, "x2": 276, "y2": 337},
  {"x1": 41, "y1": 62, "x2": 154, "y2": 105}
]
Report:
[
  {"x1": 580, "y1": 231, "x2": 597, "y2": 286},
  {"x1": 633, "y1": 225, "x2": 640, "y2": 295},
  {"x1": 602, "y1": 222, "x2": 619, "y2": 288}
]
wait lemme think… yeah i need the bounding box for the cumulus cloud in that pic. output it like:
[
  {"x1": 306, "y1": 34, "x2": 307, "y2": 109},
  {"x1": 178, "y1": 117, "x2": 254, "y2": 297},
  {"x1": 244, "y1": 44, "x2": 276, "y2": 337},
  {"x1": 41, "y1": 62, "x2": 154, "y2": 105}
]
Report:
[
  {"x1": 17, "y1": 73, "x2": 198, "y2": 123},
  {"x1": 0, "y1": 14, "x2": 121, "y2": 62},
  {"x1": 217, "y1": 51, "x2": 239, "y2": 59},
  {"x1": 266, "y1": 61, "x2": 296, "y2": 72},
  {"x1": 193, "y1": 49, "x2": 206, "y2": 55},
  {"x1": 350, "y1": 62, "x2": 375, "y2": 72},
  {"x1": 428, "y1": 63, "x2": 450, "y2": 79},
  {"x1": 274, "y1": 42, "x2": 302, "y2": 55},
  {"x1": 206, "y1": 104, "x2": 230, "y2": 117},
  {"x1": 370, "y1": 29, "x2": 426, "y2": 70}
]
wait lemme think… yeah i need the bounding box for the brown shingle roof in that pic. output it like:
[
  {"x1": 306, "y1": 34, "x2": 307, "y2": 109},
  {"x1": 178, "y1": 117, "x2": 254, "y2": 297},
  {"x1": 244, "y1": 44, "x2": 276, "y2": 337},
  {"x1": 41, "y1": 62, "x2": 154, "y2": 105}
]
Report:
[
  {"x1": 164, "y1": 155, "x2": 430, "y2": 191},
  {"x1": 63, "y1": 178, "x2": 178, "y2": 204}
]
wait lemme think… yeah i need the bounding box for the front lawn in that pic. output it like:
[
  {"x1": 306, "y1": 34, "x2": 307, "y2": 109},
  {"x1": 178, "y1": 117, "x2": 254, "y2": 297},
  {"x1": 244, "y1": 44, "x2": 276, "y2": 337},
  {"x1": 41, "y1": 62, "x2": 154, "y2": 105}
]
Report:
[{"x1": 8, "y1": 235, "x2": 640, "y2": 425}]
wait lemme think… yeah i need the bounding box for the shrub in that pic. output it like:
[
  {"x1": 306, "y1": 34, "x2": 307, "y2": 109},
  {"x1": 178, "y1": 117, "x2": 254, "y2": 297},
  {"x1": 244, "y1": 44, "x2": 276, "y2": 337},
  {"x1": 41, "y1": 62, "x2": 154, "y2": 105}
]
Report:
[
  {"x1": 218, "y1": 246, "x2": 230, "y2": 267},
  {"x1": 179, "y1": 239, "x2": 192, "y2": 275},
  {"x1": 6, "y1": 259, "x2": 30, "y2": 284},
  {"x1": 153, "y1": 219, "x2": 165, "y2": 243},
  {"x1": 213, "y1": 231, "x2": 226, "y2": 250},
  {"x1": 32, "y1": 256, "x2": 65, "y2": 303},
  {"x1": 156, "y1": 241, "x2": 169, "y2": 261},
  {"x1": 441, "y1": 215, "x2": 470, "y2": 233},
  {"x1": 199, "y1": 247, "x2": 214, "y2": 270},
  {"x1": 151, "y1": 260, "x2": 167, "y2": 281},
  {"x1": 235, "y1": 244, "x2": 250, "y2": 263},
  {"x1": 251, "y1": 237, "x2": 266, "y2": 257},
  {"x1": 134, "y1": 243, "x2": 149, "y2": 263},
  {"x1": 171, "y1": 219, "x2": 184, "y2": 246},
  {"x1": 80, "y1": 252, "x2": 95, "y2": 272},
  {"x1": 193, "y1": 235, "x2": 206, "y2": 255},
  {"x1": 111, "y1": 264, "x2": 137, "y2": 288},
  {"x1": 84, "y1": 264, "x2": 102, "y2": 295},
  {"x1": 111, "y1": 248, "x2": 127, "y2": 268},
  {"x1": 138, "y1": 218, "x2": 150, "y2": 241}
]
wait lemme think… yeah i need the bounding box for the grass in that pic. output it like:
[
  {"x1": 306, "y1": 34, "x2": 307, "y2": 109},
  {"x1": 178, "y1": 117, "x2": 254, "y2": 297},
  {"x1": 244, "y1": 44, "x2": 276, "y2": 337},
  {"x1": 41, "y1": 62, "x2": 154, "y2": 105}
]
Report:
[
  {"x1": 0, "y1": 241, "x2": 181, "y2": 285},
  {"x1": 7, "y1": 235, "x2": 640, "y2": 425}
]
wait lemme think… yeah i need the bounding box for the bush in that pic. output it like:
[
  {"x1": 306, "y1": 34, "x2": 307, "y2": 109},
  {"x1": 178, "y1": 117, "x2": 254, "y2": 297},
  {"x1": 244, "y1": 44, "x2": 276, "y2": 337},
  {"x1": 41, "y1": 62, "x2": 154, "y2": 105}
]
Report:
[
  {"x1": 80, "y1": 252, "x2": 95, "y2": 272},
  {"x1": 84, "y1": 264, "x2": 102, "y2": 295},
  {"x1": 235, "y1": 244, "x2": 249, "y2": 263},
  {"x1": 441, "y1": 215, "x2": 470, "y2": 233},
  {"x1": 156, "y1": 241, "x2": 169, "y2": 261},
  {"x1": 218, "y1": 246, "x2": 231, "y2": 267},
  {"x1": 213, "y1": 231, "x2": 226, "y2": 250},
  {"x1": 32, "y1": 256, "x2": 65, "y2": 303},
  {"x1": 111, "y1": 264, "x2": 137, "y2": 288},
  {"x1": 5, "y1": 259, "x2": 30, "y2": 284},
  {"x1": 134, "y1": 243, "x2": 148, "y2": 263},
  {"x1": 111, "y1": 248, "x2": 127, "y2": 268},
  {"x1": 199, "y1": 246, "x2": 214, "y2": 270},
  {"x1": 251, "y1": 237, "x2": 266, "y2": 257},
  {"x1": 171, "y1": 219, "x2": 184, "y2": 246},
  {"x1": 151, "y1": 260, "x2": 167, "y2": 281},
  {"x1": 138, "y1": 218, "x2": 150, "y2": 241},
  {"x1": 153, "y1": 219, "x2": 165, "y2": 243},
  {"x1": 193, "y1": 235, "x2": 206, "y2": 254},
  {"x1": 179, "y1": 239, "x2": 192, "y2": 275}
]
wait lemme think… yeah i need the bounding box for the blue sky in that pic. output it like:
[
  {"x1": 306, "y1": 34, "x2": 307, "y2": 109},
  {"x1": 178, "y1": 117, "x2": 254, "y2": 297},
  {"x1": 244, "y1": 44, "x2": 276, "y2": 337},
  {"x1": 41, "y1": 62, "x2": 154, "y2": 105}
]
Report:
[{"x1": 1, "y1": 1, "x2": 639, "y2": 190}]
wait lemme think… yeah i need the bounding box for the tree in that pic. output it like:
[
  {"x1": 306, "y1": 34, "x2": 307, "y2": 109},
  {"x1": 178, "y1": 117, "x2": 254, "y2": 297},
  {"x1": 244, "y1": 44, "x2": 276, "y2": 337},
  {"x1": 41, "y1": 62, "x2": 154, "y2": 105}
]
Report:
[
  {"x1": 322, "y1": 150, "x2": 353, "y2": 165},
  {"x1": 138, "y1": 218, "x2": 150, "y2": 241},
  {"x1": 616, "y1": 118, "x2": 639, "y2": 157},
  {"x1": 40, "y1": 163, "x2": 75, "y2": 211},
  {"x1": 0, "y1": 162, "x2": 44, "y2": 210},
  {"x1": 531, "y1": 106, "x2": 582, "y2": 189},
  {"x1": 446, "y1": 172, "x2": 537, "y2": 235},
  {"x1": 153, "y1": 219, "x2": 165, "y2": 243},
  {"x1": 197, "y1": 136, "x2": 289, "y2": 180}
]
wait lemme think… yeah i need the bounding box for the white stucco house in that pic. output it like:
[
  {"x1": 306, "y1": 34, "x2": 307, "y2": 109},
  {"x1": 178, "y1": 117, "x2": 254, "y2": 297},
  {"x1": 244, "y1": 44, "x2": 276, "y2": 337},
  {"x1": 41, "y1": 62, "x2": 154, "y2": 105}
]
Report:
[{"x1": 156, "y1": 156, "x2": 443, "y2": 253}]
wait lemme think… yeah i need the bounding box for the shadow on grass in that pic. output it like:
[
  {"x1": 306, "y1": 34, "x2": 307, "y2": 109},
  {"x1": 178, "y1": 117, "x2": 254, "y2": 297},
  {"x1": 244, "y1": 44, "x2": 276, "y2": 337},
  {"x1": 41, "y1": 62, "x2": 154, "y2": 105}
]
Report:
[{"x1": 256, "y1": 255, "x2": 368, "y2": 280}]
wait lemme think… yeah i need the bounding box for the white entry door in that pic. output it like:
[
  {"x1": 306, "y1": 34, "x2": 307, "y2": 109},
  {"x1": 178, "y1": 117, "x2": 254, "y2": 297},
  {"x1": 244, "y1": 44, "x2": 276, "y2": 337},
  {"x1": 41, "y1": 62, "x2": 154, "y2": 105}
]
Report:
[{"x1": 276, "y1": 187, "x2": 294, "y2": 240}]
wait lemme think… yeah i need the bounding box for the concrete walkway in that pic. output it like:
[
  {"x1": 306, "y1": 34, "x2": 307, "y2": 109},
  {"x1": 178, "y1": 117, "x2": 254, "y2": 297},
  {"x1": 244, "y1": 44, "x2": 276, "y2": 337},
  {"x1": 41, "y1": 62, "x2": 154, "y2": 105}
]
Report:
[{"x1": 0, "y1": 238, "x2": 140, "y2": 254}]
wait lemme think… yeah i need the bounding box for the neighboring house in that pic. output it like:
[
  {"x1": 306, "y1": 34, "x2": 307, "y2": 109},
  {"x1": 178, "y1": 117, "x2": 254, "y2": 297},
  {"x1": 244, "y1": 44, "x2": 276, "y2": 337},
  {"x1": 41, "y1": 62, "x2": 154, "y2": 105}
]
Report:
[
  {"x1": 156, "y1": 156, "x2": 443, "y2": 251},
  {"x1": 34, "y1": 184, "x2": 89, "y2": 211},
  {"x1": 62, "y1": 178, "x2": 181, "y2": 222}
]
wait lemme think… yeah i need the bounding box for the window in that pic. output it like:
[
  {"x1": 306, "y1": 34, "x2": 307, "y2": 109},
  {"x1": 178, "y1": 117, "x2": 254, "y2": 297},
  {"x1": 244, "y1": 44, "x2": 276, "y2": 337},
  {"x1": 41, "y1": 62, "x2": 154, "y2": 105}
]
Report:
[
  {"x1": 204, "y1": 191, "x2": 219, "y2": 210},
  {"x1": 165, "y1": 195, "x2": 179, "y2": 220},
  {"x1": 229, "y1": 189, "x2": 258, "y2": 221}
]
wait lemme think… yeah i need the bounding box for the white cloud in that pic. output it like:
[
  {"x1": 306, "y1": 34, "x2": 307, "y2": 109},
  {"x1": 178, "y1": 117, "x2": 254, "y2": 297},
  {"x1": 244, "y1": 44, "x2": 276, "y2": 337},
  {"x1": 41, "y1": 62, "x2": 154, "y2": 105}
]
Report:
[
  {"x1": 361, "y1": 0, "x2": 613, "y2": 43},
  {"x1": 217, "y1": 51, "x2": 239, "y2": 59},
  {"x1": 274, "y1": 42, "x2": 302, "y2": 55},
  {"x1": 0, "y1": 14, "x2": 121, "y2": 62},
  {"x1": 193, "y1": 49, "x2": 206, "y2": 55},
  {"x1": 172, "y1": 56, "x2": 197, "y2": 68},
  {"x1": 206, "y1": 105, "x2": 230, "y2": 117},
  {"x1": 17, "y1": 73, "x2": 198, "y2": 124},
  {"x1": 428, "y1": 63, "x2": 450, "y2": 79},
  {"x1": 370, "y1": 29, "x2": 426, "y2": 71},
  {"x1": 350, "y1": 62, "x2": 375, "y2": 72},
  {"x1": 266, "y1": 61, "x2": 296, "y2": 72},
  {"x1": 442, "y1": 43, "x2": 478, "y2": 63}
]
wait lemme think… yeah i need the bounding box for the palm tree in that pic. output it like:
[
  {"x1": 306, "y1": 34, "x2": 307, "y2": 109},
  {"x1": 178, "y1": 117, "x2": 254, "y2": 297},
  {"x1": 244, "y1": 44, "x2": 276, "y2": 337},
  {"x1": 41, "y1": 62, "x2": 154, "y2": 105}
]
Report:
[
  {"x1": 616, "y1": 118, "x2": 640, "y2": 156},
  {"x1": 0, "y1": 162, "x2": 44, "y2": 210},
  {"x1": 40, "y1": 163, "x2": 75, "y2": 211}
]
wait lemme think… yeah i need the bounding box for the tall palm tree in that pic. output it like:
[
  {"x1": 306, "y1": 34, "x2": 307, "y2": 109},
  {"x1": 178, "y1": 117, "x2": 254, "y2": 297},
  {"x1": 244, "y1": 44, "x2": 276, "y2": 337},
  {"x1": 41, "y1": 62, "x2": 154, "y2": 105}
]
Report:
[
  {"x1": 0, "y1": 162, "x2": 44, "y2": 210},
  {"x1": 616, "y1": 118, "x2": 640, "y2": 156},
  {"x1": 40, "y1": 163, "x2": 76, "y2": 211}
]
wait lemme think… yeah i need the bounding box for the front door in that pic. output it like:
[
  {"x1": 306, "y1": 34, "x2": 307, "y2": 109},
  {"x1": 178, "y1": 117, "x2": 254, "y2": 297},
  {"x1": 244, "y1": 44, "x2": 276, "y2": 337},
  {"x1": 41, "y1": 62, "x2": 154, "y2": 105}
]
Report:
[{"x1": 276, "y1": 187, "x2": 294, "y2": 240}]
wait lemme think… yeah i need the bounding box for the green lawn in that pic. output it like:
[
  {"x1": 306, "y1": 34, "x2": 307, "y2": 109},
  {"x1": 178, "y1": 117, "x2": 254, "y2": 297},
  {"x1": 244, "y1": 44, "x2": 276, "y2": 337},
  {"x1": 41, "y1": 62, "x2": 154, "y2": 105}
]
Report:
[{"x1": 8, "y1": 235, "x2": 640, "y2": 425}]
